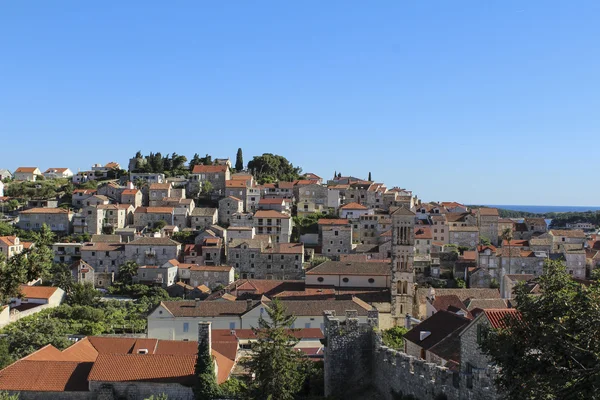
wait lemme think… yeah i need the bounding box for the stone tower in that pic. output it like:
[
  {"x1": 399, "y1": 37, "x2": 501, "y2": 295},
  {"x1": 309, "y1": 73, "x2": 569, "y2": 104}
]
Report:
[{"x1": 390, "y1": 206, "x2": 416, "y2": 324}]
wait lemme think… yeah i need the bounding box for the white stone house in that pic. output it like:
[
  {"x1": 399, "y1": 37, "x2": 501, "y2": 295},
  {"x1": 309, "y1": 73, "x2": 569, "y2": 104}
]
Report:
[
  {"x1": 305, "y1": 260, "x2": 391, "y2": 288},
  {"x1": 43, "y1": 168, "x2": 73, "y2": 179},
  {"x1": 13, "y1": 167, "x2": 42, "y2": 182}
]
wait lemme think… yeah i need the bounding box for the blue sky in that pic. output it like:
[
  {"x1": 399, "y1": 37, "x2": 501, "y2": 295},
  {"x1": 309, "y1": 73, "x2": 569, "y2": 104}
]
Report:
[{"x1": 1, "y1": 1, "x2": 599, "y2": 206}]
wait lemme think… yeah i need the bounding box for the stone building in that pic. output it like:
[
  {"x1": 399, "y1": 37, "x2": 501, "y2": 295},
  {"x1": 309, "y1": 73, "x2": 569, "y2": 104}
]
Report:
[
  {"x1": 53, "y1": 242, "x2": 82, "y2": 264},
  {"x1": 390, "y1": 206, "x2": 416, "y2": 323},
  {"x1": 230, "y1": 212, "x2": 254, "y2": 227},
  {"x1": 80, "y1": 242, "x2": 126, "y2": 274},
  {"x1": 17, "y1": 208, "x2": 73, "y2": 233},
  {"x1": 449, "y1": 226, "x2": 479, "y2": 248},
  {"x1": 190, "y1": 164, "x2": 230, "y2": 196},
  {"x1": 549, "y1": 229, "x2": 586, "y2": 252},
  {"x1": 218, "y1": 196, "x2": 243, "y2": 225},
  {"x1": 476, "y1": 208, "x2": 499, "y2": 246},
  {"x1": 124, "y1": 237, "x2": 181, "y2": 267},
  {"x1": 148, "y1": 182, "x2": 172, "y2": 206},
  {"x1": 70, "y1": 259, "x2": 95, "y2": 286},
  {"x1": 321, "y1": 223, "x2": 353, "y2": 258},
  {"x1": 305, "y1": 260, "x2": 390, "y2": 288},
  {"x1": 253, "y1": 209, "x2": 292, "y2": 243},
  {"x1": 129, "y1": 172, "x2": 166, "y2": 184},
  {"x1": 83, "y1": 204, "x2": 133, "y2": 235},
  {"x1": 174, "y1": 262, "x2": 234, "y2": 289},
  {"x1": 133, "y1": 207, "x2": 175, "y2": 230},
  {"x1": 356, "y1": 213, "x2": 391, "y2": 245},
  {"x1": 430, "y1": 214, "x2": 449, "y2": 244},
  {"x1": 296, "y1": 183, "x2": 329, "y2": 216},
  {"x1": 339, "y1": 202, "x2": 373, "y2": 220},
  {"x1": 72, "y1": 188, "x2": 97, "y2": 208},
  {"x1": 190, "y1": 207, "x2": 218, "y2": 231},
  {"x1": 227, "y1": 237, "x2": 304, "y2": 280},
  {"x1": 225, "y1": 180, "x2": 250, "y2": 211},
  {"x1": 120, "y1": 188, "x2": 143, "y2": 208},
  {"x1": 257, "y1": 198, "x2": 291, "y2": 214},
  {"x1": 183, "y1": 237, "x2": 224, "y2": 265}
]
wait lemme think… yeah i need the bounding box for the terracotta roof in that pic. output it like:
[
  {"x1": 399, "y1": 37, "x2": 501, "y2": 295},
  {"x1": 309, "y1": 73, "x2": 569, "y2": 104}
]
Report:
[
  {"x1": 134, "y1": 207, "x2": 174, "y2": 214},
  {"x1": 60, "y1": 338, "x2": 99, "y2": 362},
  {"x1": 0, "y1": 360, "x2": 92, "y2": 392},
  {"x1": 15, "y1": 167, "x2": 39, "y2": 173},
  {"x1": 254, "y1": 210, "x2": 290, "y2": 219},
  {"x1": 215, "y1": 328, "x2": 324, "y2": 340},
  {"x1": 88, "y1": 354, "x2": 196, "y2": 385},
  {"x1": 160, "y1": 300, "x2": 256, "y2": 317},
  {"x1": 19, "y1": 285, "x2": 60, "y2": 300},
  {"x1": 73, "y1": 189, "x2": 96, "y2": 194},
  {"x1": 0, "y1": 236, "x2": 18, "y2": 247},
  {"x1": 20, "y1": 208, "x2": 70, "y2": 214},
  {"x1": 445, "y1": 213, "x2": 472, "y2": 223},
  {"x1": 449, "y1": 226, "x2": 479, "y2": 232},
  {"x1": 340, "y1": 202, "x2": 368, "y2": 210},
  {"x1": 460, "y1": 251, "x2": 477, "y2": 262},
  {"x1": 192, "y1": 165, "x2": 228, "y2": 174},
  {"x1": 225, "y1": 181, "x2": 247, "y2": 188},
  {"x1": 477, "y1": 208, "x2": 499, "y2": 216},
  {"x1": 23, "y1": 345, "x2": 68, "y2": 361},
  {"x1": 502, "y1": 239, "x2": 529, "y2": 247},
  {"x1": 258, "y1": 198, "x2": 286, "y2": 204},
  {"x1": 417, "y1": 288, "x2": 501, "y2": 305},
  {"x1": 179, "y1": 265, "x2": 233, "y2": 272},
  {"x1": 404, "y1": 310, "x2": 470, "y2": 350},
  {"x1": 317, "y1": 219, "x2": 350, "y2": 225},
  {"x1": 306, "y1": 260, "x2": 390, "y2": 276},
  {"x1": 121, "y1": 189, "x2": 139, "y2": 195},
  {"x1": 415, "y1": 227, "x2": 433, "y2": 239},
  {"x1": 277, "y1": 181, "x2": 295, "y2": 189},
  {"x1": 431, "y1": 295, "x2": 472, "y2": 318},
  {"x1": 483, "y1": 308, "x2": 520, "y2": 329},
  {"x1": 262, "y1": 243, "x2": 304, "y2": 254},
  {"x1": 148, "y1": 183, "x2": 171, "y2": 191},
  {"x1": 44, "y1": 168, "x2": 70, "y2": 174},
  {"x1": 212, "y1": 350, "x2": 235, "y2": 384}
]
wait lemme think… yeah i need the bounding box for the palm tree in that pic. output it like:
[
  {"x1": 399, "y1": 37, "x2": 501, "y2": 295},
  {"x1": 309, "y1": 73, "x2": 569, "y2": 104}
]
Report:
[
  {"x1": 118, "y1": 261, "x2": 139, "y2": 285},
  {"x1": 133, "y1": 178, "x2": 146, "y2": 190}
]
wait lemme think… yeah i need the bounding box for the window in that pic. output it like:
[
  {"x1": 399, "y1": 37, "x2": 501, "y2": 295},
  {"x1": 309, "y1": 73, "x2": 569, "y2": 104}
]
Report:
[
  {"x1": 230, "y1": 322, "x2": 235, "y2": 329},
  {"x1": 91, "y1": 252, "x2": 96, "y2": 256},
  {"x1": 476, "y1": 324, "x2": 483, "y2": 344},
  {"x1": 267, "y1": 265, "x2": 272, "y2": 269},
  {"x1": 251, "y1": 263, "x2": 255, "y2": 269},
  {"x1": 281, "y1": 255, "x2": 284, "y2": 260},
  {"x1": 183, "y1": 322, "x2": 189, "y2": 333},
  {"x1": 105, "y1": 251, "x2": 110, "y2": 256},
  {"x1": 334, "y1": 231, "x2": 338, "y2": 236}
]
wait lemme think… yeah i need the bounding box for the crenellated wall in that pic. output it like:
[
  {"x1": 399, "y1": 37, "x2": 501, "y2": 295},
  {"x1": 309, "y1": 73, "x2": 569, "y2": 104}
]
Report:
[{"x1": 323, "y1": 310, "x2": 499, "y2": 400}]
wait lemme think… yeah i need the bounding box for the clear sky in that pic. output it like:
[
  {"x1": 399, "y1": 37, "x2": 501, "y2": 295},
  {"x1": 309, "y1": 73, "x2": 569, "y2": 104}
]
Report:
[{"x1": 1, "y1": 1, "x2": 599, "y2": 206}]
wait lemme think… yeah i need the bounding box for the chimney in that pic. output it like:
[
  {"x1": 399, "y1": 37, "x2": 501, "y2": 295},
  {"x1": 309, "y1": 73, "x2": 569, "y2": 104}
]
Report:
[
  {"x1": 405, "y1": 313, "x2": 411, "y2": 329},
  {"x1": 198, "y1": 321, "x2": 212, "y2": 355},
  {"x1": 246, "y1": 299, "x2": 253, "y2": 311},
  {"x1": 195, "y1": 298, "x2": 201, "y2": 307}
]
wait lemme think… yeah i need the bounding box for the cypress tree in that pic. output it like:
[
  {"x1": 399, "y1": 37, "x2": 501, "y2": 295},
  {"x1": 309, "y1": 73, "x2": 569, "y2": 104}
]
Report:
[
  {"x1": 235, "y1": 148, "x2": 244, "y2": 172},
  {"x1": 368, "y1": 171, "x2": 372, "y2": 181},
  {"x1": 194, "y1": 329, "x2": 219, "y2": 399}
]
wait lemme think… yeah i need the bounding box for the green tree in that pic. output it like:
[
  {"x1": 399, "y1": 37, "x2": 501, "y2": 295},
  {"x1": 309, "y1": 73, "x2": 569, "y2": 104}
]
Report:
[
  {"x1": 194, "y1": 326, "x2": 220, "y2": 400},
  {"x1": 202, "y1": 181, "x2": 213, "y2": 195},
  {"x1": 247, "y1": 153, "x2": 303, "y2": 184},
  {"x1": 118, "y1": 261, "x2": 139, "y2": 285},
  {"x1": 144, "y1": 395, "x2": 168, "y2": 400},
  {"x1": 219, "y1": 378, "x2": 247, "y2": 399},
  {"x1": 246, "y1": 299, "x2": 311, "y2": 400},
  {"x1": 0, "y1": 391, "x2": 19, "y2": 400},
  {"x1": 189, "y1": 153, "x2": 202, "y2": 169},
  {"x1": 67, "y1": 282, "x2": 100, "y2": 306},
  {"x1": 235, "y1": 148, "x2": 244, "y2": 172},
  {"x1": 0, "y1": 338, "x2": 14, "y2": 369},
  {"x1": 52, "y1": 263, "x2": 74, "y2": 295},
  {"x1": 0, "y1": 222, "x2": 14, "y2": 236},
  {"x1": 480, "y1": 237, "x2": 491, "y2": 246},
  {"x1": 382, "y1": 326, "x2": 409, "y2": 349},
  {"x1": 481, "y1": 260, "x2": 600, "y2": 399}
]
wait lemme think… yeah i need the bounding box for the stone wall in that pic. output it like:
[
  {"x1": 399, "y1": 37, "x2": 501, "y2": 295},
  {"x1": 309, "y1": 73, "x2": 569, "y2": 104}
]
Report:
[
  {"x1": 11, "y1": 391, "x2": 93, "y2": 400},
  {"x1": 90, "y1": 381, "x2": 194, "y2": 400},
  {"x1": 323, "y1": 310, "x2": 499, "y2": 400}
]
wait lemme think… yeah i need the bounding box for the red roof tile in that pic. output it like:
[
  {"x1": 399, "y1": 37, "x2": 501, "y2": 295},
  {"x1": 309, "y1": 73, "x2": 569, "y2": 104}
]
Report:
[
  {"x1": 484, "y1": 308, "x2": 520, "y2": 329},
  {"x1": 340, "y1": 202, "x2": 367, "y2": 210},
  {"x1": 19, "y1": 285, "x2": 60, "y2": 300},
  {"x1": 192, "y1": 165, "x2": 228, "y2": 174}
]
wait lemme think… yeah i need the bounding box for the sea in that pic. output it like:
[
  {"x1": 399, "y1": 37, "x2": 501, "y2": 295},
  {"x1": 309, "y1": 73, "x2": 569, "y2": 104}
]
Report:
[{"x1": 485, "y1": 205, "x2": 600, "y2": 214}]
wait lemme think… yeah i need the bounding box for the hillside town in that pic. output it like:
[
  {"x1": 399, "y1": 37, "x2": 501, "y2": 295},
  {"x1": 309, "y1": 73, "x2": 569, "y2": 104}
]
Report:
[{"x1": 0, "y1": 153, "x2": 598, "y2": 400}]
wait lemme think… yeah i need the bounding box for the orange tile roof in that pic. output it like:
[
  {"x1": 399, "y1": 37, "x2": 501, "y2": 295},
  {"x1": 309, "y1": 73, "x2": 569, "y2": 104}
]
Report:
[
  {"x1": 60, "y1": 338, "x2": 99, "y2": 362},
  {"x1": 0, "y1": 236, "x2": 18, "y2": 247},
  {"x1": 15, "y1": 167, "x2": 39, "y2": 173},
  {"x1": 340, "y1": 202, "x2": 367, "y2": 210},
  {"x1": 19, "y1": 285, "x2": 60, "y2": 300},
  {"x1": 88, "y1": 354, "x2": 197, "y2": 384},
  {"x1": 121, "y1": 189, "x2": 139, "y2": 195},
  {"x1": 225, "y1": 181, "x2": 247, "y2": 188},
  {"x1": 0, "y1": 360, "x2": 92, "y2": 392},
  {"x1": 23, "y1": 345, "x2": 66, "y2": 361},
  {"x1": 44, "y1": 168, "x2": 69, "y2": 173},
  {"x1": 258, "y1": 198, "x2": 286, "y2": 204},
  {"x1": 484, "y1": 308, "x2": 520, "y2": 329},
  {"x1": 134, "y1": 206, "x2": 174, "y2": 214},
  {"x1": 104, "y1": 162, "x2": 120, "y2": 169},
  {"x1": 477, "y1": 208, "x2": 499, "y2": 216},
  {"x1": 149, "y1": 183, "x2": 171, "y2": 190},
  {"x1": 254, "y1": 210, "x2": 290, "y2": 219},
  {"x1": 415, "y1": 227, "x2": 433, "y2": 239},
  {"x1": 192, "y1": 165, "x2": 228, "y2": 174}
]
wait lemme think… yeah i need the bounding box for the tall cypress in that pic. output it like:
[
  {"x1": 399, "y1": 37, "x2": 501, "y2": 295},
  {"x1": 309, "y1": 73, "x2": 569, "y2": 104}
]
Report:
[
  {"x1": 368, "y1": 171, "x2": 372, "y2": 181},
  {"x1": 235, "y1": 148, "x2": 244, "y2": 172}
]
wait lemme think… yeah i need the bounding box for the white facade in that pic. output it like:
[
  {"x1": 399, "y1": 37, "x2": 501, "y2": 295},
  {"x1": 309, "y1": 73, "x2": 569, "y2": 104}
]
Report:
[
  {"x1": 304, "y1": 273, "x2": 389, "y2": 288},
  {"x1": 0, "y1": 181, "x2": 3, "y2": 197}
]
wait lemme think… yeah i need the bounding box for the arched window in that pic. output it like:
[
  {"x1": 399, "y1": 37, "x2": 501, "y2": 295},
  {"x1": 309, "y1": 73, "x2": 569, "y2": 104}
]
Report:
[{"x1": 396, "y1": 280, "x2": 403, "y2": 294}]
